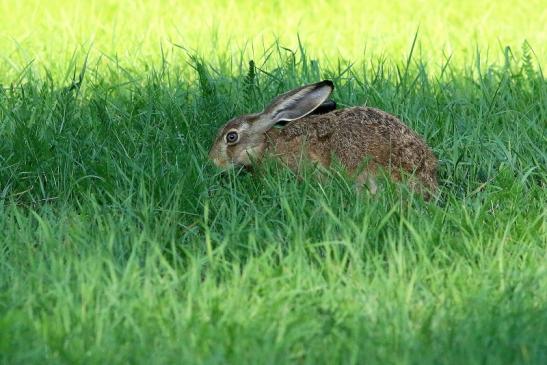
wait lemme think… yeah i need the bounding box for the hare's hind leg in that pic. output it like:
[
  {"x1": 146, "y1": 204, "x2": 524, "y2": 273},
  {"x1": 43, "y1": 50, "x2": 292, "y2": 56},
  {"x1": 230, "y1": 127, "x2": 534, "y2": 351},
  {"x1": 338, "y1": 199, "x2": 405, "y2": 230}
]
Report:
[
  {"x1": 350, "y1": 161, "x2": 378, "y2": 194},
  {"x1": 394, "y1": 170, "x2": 437, "y2": 200},
  {"x1": 355, "y1": 170, "x2": 378, "y2": 194}
]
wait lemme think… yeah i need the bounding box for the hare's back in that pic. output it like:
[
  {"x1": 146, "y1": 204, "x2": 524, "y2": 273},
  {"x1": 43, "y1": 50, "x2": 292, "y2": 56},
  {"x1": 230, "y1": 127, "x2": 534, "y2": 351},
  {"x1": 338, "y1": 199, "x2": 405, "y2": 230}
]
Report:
[
  {"x1": 324, "y1": 107, "x2": 435, "y2": 175},
  {"x1": 334, "y1": 107, "x2": 416, "y2": 135},
  {"x1": 279, "y1": 106, "x2": 434, "y2": 168},
  {"x1": 283, "y1": 107, "x2": 417, "y2": 137}
]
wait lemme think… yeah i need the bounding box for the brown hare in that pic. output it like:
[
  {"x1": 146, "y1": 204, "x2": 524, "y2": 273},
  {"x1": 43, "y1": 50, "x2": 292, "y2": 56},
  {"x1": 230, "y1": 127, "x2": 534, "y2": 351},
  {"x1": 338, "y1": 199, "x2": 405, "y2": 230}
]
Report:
[{"x1": 208, "y1": 80, "x2": 438, "y2": 198}]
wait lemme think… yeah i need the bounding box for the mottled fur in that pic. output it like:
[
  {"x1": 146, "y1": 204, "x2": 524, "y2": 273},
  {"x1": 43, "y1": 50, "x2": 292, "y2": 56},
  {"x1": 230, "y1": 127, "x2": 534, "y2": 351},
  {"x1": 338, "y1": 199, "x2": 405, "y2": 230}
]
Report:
[{"x1": 208, "y1": 81, "x2": 438, "y2": 198}]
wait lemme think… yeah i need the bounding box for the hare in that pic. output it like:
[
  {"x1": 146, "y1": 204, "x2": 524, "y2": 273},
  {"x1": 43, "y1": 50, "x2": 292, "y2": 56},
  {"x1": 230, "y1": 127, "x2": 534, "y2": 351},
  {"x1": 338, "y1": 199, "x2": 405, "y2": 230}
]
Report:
[{"x1": 208, "y1": 80, "x2": 438, "y2": 197}]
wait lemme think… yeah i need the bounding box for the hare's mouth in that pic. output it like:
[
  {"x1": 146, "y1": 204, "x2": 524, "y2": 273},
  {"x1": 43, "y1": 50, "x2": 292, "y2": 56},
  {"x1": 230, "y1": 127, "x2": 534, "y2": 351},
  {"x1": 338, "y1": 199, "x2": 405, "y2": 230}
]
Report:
[
  {"x1": 214, "y1": 164, "x2": 253, "y2": 180},
  {"x1": 210, "y1": 157, "x2": 225, "y2": 168}
]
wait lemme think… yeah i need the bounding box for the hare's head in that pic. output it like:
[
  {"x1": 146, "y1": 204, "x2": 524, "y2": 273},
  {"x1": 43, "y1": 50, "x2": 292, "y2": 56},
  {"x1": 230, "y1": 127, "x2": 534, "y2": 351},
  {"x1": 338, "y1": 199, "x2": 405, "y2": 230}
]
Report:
[{"x1": 208, "y1": 80, "x2": 334, "y2": 168}]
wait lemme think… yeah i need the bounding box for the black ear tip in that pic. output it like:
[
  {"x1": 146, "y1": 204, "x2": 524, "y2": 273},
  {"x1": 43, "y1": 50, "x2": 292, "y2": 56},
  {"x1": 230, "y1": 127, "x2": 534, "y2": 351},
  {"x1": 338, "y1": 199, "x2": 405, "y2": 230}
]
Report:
[{"x1": 322, "y1": 80, "x2": 334, "y2": 89}]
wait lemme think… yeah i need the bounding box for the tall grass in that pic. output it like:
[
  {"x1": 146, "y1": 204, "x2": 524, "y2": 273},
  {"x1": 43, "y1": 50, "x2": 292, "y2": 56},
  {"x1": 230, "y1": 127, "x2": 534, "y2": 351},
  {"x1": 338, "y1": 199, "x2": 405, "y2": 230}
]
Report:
[{"x1": 1, "y1": 42, "x2": 546, "y2": 363}]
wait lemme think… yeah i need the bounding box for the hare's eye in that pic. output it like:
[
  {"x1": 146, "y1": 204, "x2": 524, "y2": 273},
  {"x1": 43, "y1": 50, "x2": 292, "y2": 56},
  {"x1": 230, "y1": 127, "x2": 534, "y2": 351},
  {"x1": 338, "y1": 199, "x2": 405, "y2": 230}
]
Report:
[{"x1": 226, "y1": 131, "x2": 239, "y2": 144}]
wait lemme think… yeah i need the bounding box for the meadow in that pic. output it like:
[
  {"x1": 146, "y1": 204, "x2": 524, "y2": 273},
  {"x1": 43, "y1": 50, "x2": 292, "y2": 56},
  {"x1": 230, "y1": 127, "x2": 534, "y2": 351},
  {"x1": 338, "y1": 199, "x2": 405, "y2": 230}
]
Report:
[{"x1": 0, "y1": 1, "x2": 546, "y2": 364}]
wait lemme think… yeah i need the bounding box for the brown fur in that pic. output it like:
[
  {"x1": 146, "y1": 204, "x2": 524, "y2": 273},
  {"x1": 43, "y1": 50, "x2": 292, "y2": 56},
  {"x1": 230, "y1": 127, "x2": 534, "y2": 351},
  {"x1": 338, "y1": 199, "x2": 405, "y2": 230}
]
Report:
[
  {"x1": 208, "y1": 82, "x2": 438, "y2": 198},
  {"x1": 262, "y1": 107, "x2": 438, "y2": 196}
]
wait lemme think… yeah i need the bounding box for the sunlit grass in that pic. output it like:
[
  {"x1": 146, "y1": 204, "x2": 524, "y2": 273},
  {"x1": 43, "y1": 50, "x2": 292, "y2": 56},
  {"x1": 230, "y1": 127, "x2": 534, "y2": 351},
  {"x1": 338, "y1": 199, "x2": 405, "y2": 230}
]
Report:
[{"x1": 0, "y1": 0, "x2": 546, "y2": 80}]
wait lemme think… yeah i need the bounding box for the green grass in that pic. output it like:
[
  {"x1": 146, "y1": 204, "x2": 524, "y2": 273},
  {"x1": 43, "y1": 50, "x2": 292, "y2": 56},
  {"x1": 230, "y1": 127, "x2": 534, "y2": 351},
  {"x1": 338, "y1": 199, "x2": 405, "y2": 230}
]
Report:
[
  {"x1": 1, "y1": 1, "x2": 546, "y2": 364},
  {"x1": 1, "y1": 0, "x2": 546, "y2": 80}
]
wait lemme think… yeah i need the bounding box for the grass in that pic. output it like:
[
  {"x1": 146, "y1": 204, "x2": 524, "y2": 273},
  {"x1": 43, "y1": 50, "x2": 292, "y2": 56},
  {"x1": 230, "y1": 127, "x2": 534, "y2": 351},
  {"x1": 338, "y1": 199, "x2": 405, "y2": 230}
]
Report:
[
  {"x1": 1, "y1": 0, "x2": 546, "y2": 80},
  {"x1": 1, "y1": 1, "x2": 546, "y2": 364}
]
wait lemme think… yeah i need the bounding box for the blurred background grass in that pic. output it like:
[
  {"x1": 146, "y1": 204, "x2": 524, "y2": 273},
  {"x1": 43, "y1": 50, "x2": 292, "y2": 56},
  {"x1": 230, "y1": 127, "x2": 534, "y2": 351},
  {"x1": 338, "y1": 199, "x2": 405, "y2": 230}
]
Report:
[{"x1": 1, "y1": 0, "x2": 545, "y2": 80}]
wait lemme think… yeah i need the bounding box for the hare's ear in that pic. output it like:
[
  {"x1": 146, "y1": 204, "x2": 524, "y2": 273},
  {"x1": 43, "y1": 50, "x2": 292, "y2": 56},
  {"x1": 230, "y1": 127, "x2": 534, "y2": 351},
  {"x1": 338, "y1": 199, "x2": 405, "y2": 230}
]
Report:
[
  {"x1": 312, "y1": 99, "x2": 337, "y2": 115},
  {"x1": 252, "y1": 80, "x2": 334, "y2": 131}
]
